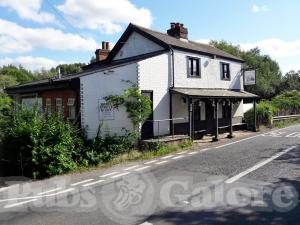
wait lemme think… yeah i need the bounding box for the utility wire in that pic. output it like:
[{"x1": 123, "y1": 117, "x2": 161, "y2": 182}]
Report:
[{"x1": 44, "y1": 0, "x2": 98, "y2": 49}]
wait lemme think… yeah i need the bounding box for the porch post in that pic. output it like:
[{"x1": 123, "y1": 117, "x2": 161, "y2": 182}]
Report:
[
  {"x1": 169, "y1": 92, "x2": 173, "y2": 136},
  {"x1": 228, "y1": 100, "x2": 234, "y2": 138},
  {"x1": 188, "y1": 98, "x2": 193, "y2": 138},
  {"x1": 213, "y1": 99, "x2": 219, "y2": 142},
  {"x1": 253, "y1": 99, "x2": 257, "y2": 132}
]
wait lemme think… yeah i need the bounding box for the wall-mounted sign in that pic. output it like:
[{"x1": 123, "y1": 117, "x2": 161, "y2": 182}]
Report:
[
  {"x1": 244, "y1": 69, "x2": 256, "y2": 86},
  {"x1": 99, "y1": 99, "x2": 114, "y2": 120}
]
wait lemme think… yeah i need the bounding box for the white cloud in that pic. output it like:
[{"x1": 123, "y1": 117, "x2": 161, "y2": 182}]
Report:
[
  {"x1": 239, "y1": 39, "x2": 300, "y2": 58},
  {"x1": 252, "y1": 5, "x2": 270, "y2": 13},
  {"x1": 0, "y1": 56, "x2": 65, "y2": 71},
  {"x1": 0, "y1": 0, "x2": 56, "y2": 23},
  {"x1": 0, "y1": 19, "x2": 98, "y2": 54},
  {"x1": 57, "y1": 0, "x2": 153, "y2": 34}
]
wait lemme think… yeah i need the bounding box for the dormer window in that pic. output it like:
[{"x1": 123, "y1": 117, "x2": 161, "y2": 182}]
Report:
[
  {"x1": 188, "y1": 57, "x2": 201, "y2": 77},
  {"x1": 221, "y1": 63, "x2": 230, "y2": 80}
]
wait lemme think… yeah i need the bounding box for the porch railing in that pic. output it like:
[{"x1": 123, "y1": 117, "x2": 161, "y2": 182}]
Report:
[{"x1": 146, "y1": 117, "x2": 186, "y2": 139}]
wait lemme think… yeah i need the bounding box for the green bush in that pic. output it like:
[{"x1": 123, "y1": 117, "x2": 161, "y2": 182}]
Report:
[
  {"x1": 272, "y1": 90, "x2": 300, "y2": 113},
  {"x1": 1, "y1": 107, "x2": 84, "y2": 178},
  {"x1": 245, "y1": 101, "x2": 278, "y2": 127},
  {"x1": 86, "y1": 131, "x2": 137, "y2": 165}
]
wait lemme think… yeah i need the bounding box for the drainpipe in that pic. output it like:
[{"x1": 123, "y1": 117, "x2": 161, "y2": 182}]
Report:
[{"x1": 169, "y1": 46, "x2": 175, "y2": 136}]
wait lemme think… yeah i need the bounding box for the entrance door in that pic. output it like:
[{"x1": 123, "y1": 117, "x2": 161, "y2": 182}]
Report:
[
  {"x1": 206, "y1": 101, "x2": 215, "y2": 132},
  {"x1": 141, "y1": 91, "x2": 153, "y2": 139}
]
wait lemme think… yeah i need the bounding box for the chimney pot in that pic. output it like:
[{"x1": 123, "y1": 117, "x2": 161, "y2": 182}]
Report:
[
  {"x1": 95, "y1": 41, "x2": 111, "y2": 62},
  {"x1": 167, "y1": 22, "x2": 188, "y2": 39},
  {"x1": 102, "y1": 41, "x2": 106, "y2": 49}
]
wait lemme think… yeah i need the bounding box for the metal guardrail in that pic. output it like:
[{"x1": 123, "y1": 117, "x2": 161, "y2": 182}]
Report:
[
  {"x1": 146, "y1": 117, "x2": 186, "y2": 138},
  {"x1": 273, "y1": 114, "x2": 300, "y2": 121}
]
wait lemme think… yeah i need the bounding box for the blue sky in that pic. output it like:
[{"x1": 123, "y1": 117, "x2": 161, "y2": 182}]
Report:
[{"x1": 0, "y1": 0, "x2": 299, "y2": 73}]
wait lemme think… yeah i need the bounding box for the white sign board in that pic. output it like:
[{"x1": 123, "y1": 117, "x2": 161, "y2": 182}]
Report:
[
  {"x1": 244, "y1": 70, "x2": 256, "y2": 86},
  {"x1": 98, "y1": 99, "x2": 114, "y2": 120}
]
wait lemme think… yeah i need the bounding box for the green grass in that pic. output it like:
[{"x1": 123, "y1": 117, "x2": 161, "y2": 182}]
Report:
[
  {"x1": 273, "y1": 118, "x2": 300, "y2": 128},
  {"x1": 71, "y1": 139, "x2": 194, "y2": 174}
]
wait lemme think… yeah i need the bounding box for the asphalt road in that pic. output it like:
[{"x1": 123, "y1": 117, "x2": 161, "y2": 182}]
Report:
[{"x1": 0, "y1": 125, "x2": 300, "y2": 225}]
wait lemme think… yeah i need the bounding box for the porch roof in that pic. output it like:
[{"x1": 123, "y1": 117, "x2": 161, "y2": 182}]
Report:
[{"x1": 171, "y1": 88, "x2": 259, "y2": 99}]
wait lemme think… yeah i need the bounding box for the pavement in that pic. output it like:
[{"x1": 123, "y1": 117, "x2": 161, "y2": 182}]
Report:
[{"x1": 0, "y1": 124, "x2": 300, "y2": 225}]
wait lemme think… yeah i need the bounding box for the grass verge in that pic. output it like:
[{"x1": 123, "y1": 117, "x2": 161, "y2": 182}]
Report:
[
  {"x1": 273, "y1": 118, "x2": 300, "y2": 128},
  {"x1": 75, "y1": 139, "x2": 194, "y2": 173}
]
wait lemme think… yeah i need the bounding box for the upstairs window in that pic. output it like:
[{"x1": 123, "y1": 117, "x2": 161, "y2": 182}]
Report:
[
  {"x1": 221, "y1": 63, "x2": 230, "y2": 80},
  {"x1": 188, "y1": 57, "x2": 200, "y2": 77}
]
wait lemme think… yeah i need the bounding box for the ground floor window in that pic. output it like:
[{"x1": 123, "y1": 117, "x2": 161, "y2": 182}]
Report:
[
  {"x1": 67, "y1": 98, "x2": 76, "y2": 120},
  {"x1": 45, "y1": 98, "x2": 51, "y2": 115},
  {"x1": 56, "y1": 98, "x2": 63, "y2": 114}
]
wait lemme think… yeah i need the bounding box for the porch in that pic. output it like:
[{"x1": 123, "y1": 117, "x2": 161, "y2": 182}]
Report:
[{"x1": 170, "y1": 88, "x2": 259, "y2": 141}]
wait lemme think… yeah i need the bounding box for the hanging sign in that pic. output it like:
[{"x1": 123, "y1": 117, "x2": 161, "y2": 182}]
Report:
[{"x1": 244, "y1": 69, "x2": 256, "y2": 86}]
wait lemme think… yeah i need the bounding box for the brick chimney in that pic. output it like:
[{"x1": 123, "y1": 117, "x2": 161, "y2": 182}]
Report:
[
  {"x1": 95, "y1": 41, "x2": 110, "y2": 62},
  {"x1": 167, "y1": 22, "x2": 188, "y2": 39}
]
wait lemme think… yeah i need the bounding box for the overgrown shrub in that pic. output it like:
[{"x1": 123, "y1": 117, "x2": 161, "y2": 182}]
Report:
[
  {"x1": 86, "y1": 131, "x2": 138, "y2": 165},
  {"x1": 1, "y1": 107, "x2": 84, "y2": 178},
  {"x1": 272, "y1": 90, "x2": 300, "y2": 114},
  {"x1": 245, "y1": 101, "x2": 278, "y2": 127}
]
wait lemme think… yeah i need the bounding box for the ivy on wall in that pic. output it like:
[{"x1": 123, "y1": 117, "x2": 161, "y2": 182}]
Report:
[{"x1": 104, "y1": 81, "x2": 152, "y2": 132}]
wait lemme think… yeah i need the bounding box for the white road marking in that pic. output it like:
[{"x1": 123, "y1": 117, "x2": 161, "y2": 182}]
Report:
[
  {"x1": 225, "y1": 146, "x2": 297, "y2": 184},
  {"x1": 215, "y1": 135, "x2": 261, "y2": 149},
  {"x1": 286, "y1": 132, "x2": 300, "y2": 137},
  {"x1": 172, "y1": 155, "x2": 185, "y2": 160},
  {"x1": 201, "y1": 148, "x2": 210, "y2": 152},
  {"x1": 82, "y1": 180, "x2": 105, "y2": 187},
  {"x1": 134, "y1": 166, "x2": 151, "y2": 172},
  {"x1": 71, "y1": 179, "x2": 95, "y2": 186},
  {"x1": 139, "y1": 222, "x2": 153, "y2": 225},
  {"x1": 0, "y1": 187, "x2": 9, "y2": 193},
  {"x1": 42, "y1": 188, "x2": 75, "y2": 197},
  {"x1": 4, "y1": 199, "x2": 37, "y2": 209},
  {"x1": 111, "y1": 172, "x2": 130, "y2": 179},
  {"x1": 161, "y1": 155, "x2": 174, "y2": 159},
  {"x1": 188, "y1": 151, "x2": 197, "y2": 155},
  {"x1": 156, "y1": 160, "x2": 168, "y2": 165},
  {"x1": 0, "y1": 188, "x2": 75, "y2": 203},
  {"x1": 176, "y1": 151, "x2": 187, "y2": 155},
  {"x1": 37, "y1": 187, "x2": 62, "y2": 195},
  {"x1": 124, "y1": 165, "x2": 140, "y2": 171},
  {"x1": 144, "y1": 160, "x2": 158, "y2": 165},
  {"x1": 262, "y1": 131, "x2": 286, "y2": 137},
  {"x1": 100, "y1": 172, "x2": 119, "y2": 178}
]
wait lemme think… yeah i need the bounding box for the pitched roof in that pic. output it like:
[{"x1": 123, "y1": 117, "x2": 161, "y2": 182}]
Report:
[
  {"x1": 107, "y1": 23, "x2": 244, "y2": 63},
  {"x1": 5, "y1": 50, "x2": 167, "y2": 93}
]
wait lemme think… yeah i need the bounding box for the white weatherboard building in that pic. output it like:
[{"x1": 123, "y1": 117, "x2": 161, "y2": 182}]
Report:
[
  {"x1": 7, "y1": 22, "x2": 258, "y2": 141},
  {"x1": 80, "y1": 23, "x2": 258, "y2": 140}
]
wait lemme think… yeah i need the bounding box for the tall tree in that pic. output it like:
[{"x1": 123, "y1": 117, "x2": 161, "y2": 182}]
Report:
[{"x1": 279, "y1": 70, "x2": 300, "y2": 92}]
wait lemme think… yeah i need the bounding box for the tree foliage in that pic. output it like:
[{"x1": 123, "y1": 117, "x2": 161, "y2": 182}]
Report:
[
  {"x1": 272, "y1": 90, "x2": 300, "y2": 113},
  {"x1": 210, "y1": 41, "x2": 282, "y2": 99},
  {"x1": 104, "y1": 82, "x2": 152, "y2": 131},
  {"x1": 279, "y1": 70, "x2": 300, "y2": 92}
]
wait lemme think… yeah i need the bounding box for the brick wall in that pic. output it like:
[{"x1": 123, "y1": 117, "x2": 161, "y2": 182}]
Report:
[{"x1": 40, "y1": 89, "x2": 79, "y2": 119}]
